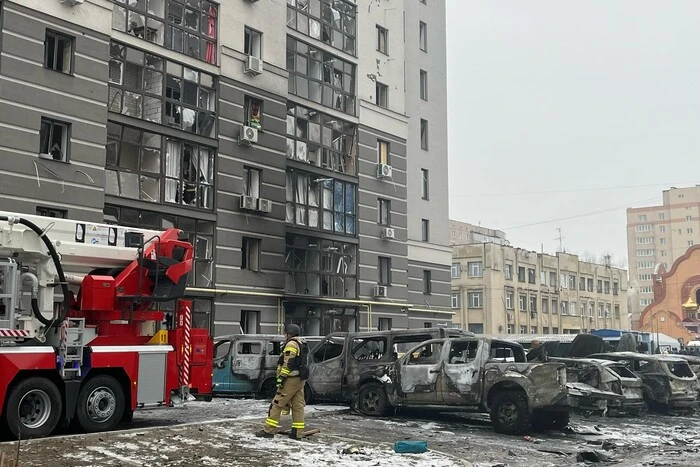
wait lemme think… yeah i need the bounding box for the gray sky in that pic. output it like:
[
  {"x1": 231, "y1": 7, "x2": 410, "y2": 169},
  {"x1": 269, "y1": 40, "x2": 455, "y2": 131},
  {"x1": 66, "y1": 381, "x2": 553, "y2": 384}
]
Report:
[{"x1": 446, "y1": 0, "x2": 700, "y2": 266}]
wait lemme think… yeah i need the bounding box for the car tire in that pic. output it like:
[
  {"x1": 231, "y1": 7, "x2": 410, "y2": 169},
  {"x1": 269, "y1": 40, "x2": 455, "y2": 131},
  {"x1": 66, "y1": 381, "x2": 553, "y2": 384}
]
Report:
[
  {"x1": 356, "y1": 383, "x2": 387, "y2": 416},
  {"x1": 531, "y1": 409, "x2": 569, "y2": 431},
  {"x1": 304, "y1": 383, "x2": 313, "y2": 405},
  {"x1": 4, "y1": 377, "x2": 62, "y2": 439},
  {"x1": 490, "y1": 391, "x2": 530, "y2": 435},
  {"x1": 76, "y1": 375, "x2": 125, "y2": 433},
  {"x1": 258, "y1": 379, "x2": 277, "y2": 400}
]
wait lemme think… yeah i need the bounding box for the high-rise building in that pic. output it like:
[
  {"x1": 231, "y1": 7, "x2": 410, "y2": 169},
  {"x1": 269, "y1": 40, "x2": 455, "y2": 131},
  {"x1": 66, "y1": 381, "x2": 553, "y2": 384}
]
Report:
[
  {"x1": 626, "y1": 186, "x2": 700, "y2": 328},
  {"x1": 0, "y1": 0, "x2": 451, "y2": 335}
]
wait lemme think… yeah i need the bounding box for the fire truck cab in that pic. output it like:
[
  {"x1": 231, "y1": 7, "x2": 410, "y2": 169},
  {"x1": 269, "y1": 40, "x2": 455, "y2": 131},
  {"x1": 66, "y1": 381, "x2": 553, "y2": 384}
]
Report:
[{"x1": 0, "y1": 212, "x2": 212, "y2": 438}]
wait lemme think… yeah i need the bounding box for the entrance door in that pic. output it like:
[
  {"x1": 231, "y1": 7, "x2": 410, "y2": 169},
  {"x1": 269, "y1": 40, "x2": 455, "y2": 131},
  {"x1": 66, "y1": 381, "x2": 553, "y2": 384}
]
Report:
[
  {"x1": 397, "y1": 339, "x2": 445, "y2": 405},
  {"x1": 230, "y1": 339, "x2": 266, "y2": 393}
]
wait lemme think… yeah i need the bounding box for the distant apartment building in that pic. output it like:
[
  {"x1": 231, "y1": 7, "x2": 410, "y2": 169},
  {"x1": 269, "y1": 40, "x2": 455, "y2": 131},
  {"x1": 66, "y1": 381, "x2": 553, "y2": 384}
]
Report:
[
  {"x1": 451, "y1": 243, "x2": 629, "y2": 335},
  {"x1": 627, "y1": 186, "x2": 700, "y2": 328},
  {"x1": 449, "y1": 220, "x2": 509, "y2": 246}
]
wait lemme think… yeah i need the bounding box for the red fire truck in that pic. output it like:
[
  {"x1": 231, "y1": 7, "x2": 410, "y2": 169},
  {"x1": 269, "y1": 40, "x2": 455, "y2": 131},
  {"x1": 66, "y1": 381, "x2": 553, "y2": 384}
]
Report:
[{"x1": 0, "y1": 212, "x2": 212, "y2": 438}]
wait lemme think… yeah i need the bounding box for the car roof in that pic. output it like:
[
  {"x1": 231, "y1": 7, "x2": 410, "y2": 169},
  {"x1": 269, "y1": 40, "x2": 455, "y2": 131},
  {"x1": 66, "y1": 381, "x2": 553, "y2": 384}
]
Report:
[{"x1": 588, "y1": 351, "x2": 687, "y2": 363}]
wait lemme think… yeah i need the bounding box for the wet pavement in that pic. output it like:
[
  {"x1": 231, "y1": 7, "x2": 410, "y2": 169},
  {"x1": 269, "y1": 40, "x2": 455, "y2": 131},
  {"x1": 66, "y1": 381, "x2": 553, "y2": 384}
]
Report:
[{"x1": 1, "y1": 399, "x2": 700, "y2": 466}]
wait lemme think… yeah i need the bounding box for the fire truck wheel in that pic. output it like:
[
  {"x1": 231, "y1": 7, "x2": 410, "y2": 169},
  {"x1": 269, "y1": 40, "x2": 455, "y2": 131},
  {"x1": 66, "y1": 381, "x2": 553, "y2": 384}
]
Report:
[
  {"x1": 5, "y1": 377, "x2": 62, "y2": 439},
  {"x1": 76, "y1": 375, "x2": 125, "y2": 433}
]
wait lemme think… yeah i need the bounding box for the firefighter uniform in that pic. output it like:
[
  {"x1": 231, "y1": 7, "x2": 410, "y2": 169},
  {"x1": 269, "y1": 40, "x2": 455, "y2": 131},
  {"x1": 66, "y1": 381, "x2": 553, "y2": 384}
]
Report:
[{"x1": 260, "y1": 337, "x2": 306, "y2": 438}]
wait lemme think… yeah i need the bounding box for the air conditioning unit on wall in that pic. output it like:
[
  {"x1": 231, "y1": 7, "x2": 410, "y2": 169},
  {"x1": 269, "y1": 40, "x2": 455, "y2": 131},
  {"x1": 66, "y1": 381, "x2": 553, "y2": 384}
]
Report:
[
  {"x1": 373, "y1": 285, "x2": 388, "y2": 298},
  {"x1": 239, "y1": 125, "x2": 258, "y2": 145},
  {"x1": 244, "y1": 55, "x2": 263, "y2": 75},
  {"x1": 376, "y1": 163, "x2": 393, "y2": 179},
  {"x1": 61, "y1": 0, "x2": 84, "y2": 6},
  {"x1": 381, "y1": 227, "x2": 395, "y2": 239},
  {"x1": 240, "y1": 195, "x2": 257, "y2": 211},
  {"x1": 257, "y1": 198, "x2": 272, "y2": 213}
]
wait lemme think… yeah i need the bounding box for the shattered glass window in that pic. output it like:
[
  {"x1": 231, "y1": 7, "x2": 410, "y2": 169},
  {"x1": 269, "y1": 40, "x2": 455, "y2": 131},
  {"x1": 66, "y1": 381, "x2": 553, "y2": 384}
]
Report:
[
  {"x1": 351, "y1": 338, "x2": 387, "y2": 361},
  {"x1": 407, "y1": 342, "x2": 443, "y2": 366},
  {"x1": 448, "y1": 341, "x2": 478, "y2": 364},
  {"x1": 312, "y1": 337, "x2": 345, "y2": 362}
]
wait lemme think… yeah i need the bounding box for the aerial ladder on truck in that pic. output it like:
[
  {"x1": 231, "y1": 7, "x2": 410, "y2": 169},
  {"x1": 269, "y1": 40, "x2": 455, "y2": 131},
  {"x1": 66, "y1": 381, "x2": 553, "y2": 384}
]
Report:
[{"x1": 0, "y1": 212, "x2": 213, "y2": 439}]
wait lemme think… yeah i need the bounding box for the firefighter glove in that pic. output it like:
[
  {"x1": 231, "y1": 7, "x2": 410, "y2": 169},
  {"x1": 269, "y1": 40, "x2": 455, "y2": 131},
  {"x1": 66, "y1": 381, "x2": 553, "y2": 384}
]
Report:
[{"x1": 276, "y1": 376, "x2": 284, "y2": 389}]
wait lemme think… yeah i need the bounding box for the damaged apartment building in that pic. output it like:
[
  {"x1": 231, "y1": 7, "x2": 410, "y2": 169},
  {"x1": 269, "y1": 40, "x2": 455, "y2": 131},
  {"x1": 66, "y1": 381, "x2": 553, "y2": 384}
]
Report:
[{"x1": 0, "y1": 0, "x2": 452, "y2": 336}]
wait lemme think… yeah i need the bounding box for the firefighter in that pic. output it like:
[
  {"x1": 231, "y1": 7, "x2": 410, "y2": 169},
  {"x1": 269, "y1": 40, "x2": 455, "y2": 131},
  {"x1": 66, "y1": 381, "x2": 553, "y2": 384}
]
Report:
[{"x1": 256, "y1": 323, "x2": 307, "y2": 440}]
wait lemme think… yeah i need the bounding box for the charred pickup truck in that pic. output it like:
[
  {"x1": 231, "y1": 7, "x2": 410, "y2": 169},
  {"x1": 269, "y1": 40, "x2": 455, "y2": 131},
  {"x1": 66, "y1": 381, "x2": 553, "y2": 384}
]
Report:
[
  {"x1": 588, "y1": 352, "x2": 700, "y2": 413},
  {"x1": 354, "y1": 336, "x2": 572, "y2": 434}
]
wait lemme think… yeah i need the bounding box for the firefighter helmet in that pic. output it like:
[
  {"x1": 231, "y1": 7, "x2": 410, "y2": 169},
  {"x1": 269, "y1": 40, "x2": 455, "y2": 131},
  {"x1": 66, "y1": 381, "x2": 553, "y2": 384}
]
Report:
[{"x1": 285, "y1": 323, "x2": 301, "y2": 337}]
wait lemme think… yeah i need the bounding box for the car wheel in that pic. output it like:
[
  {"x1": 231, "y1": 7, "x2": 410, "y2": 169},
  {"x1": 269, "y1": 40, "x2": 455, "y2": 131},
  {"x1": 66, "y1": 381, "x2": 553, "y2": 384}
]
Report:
[
  {"x1": 490, "y1": 391, "x2": 530, "y2": 435},
  {"x1": 258, "y1": 379, "x2": 277, "y2": 400},
  {"x1": 76, "y1": 375, "x2": 125, "y2": 433},
  {"x1": 4, "y1": 377, "x2": 62, "y2": 439},
  {"x1": 304, "y1": 383, "x2": 313, "y2": 405},
  {"x1": 356, "y1": 383, "x2": 387, "y2": 416}
]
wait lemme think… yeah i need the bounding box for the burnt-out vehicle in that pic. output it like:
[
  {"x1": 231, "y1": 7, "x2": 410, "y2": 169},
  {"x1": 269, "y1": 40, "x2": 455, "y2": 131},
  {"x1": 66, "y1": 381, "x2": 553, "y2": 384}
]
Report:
[
  {"x1": 355, "y1": 337, "x2": 572, "y2": 435},
  {"x1": 306, "y1": 328, "x2": 468, "y2": 404},
  {"x1": 551, "y1": 357, "x2": 645, "y2": 416},
  {"x1": 588, "y1": 352, "x2": 700, "y2": 412},
  {"x1": 213, "y1": 334, "x2": 322, "y2": 399}
]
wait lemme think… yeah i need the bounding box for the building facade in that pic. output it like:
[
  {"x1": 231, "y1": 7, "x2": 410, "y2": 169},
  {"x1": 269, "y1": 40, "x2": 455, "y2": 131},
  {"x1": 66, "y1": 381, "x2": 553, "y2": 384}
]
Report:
[
  {"x1": 627, "y1": 186, "x2": 700, "y2": 328},
  {"x1": 0, "y1": 0, "x2": 451, "y2": 336},
  {"x1": 449, "y1": 220, "x2": 509, "y2": 246},
  {"x1": 638, "y1": 246, "x2": 700, "y2": 344},
  {"x1": 451, "y1": 243, "x2": 629, "y2": 335}
]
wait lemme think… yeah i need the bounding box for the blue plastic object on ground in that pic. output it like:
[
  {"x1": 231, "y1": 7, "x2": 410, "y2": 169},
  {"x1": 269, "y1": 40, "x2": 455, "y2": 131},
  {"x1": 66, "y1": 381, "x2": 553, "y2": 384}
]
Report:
[{"x1": 394, "y1": 440, "x2": 429, "y2": 454}]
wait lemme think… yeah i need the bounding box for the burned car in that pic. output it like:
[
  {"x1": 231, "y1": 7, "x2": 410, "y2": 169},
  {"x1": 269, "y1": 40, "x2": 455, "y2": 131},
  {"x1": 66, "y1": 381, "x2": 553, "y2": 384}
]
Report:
[
  {"x1": 213, "y1": 334, "x2": 321, "y2": 399},
  {"x1": 307, "y1": 328, "x2": 468, "y2": 404},
  {"x1": 551, "y1": 357, "x2": 644, "y2": 416},
  {"x1": 588, "y1": 352, "x2": 699, "y2": 412},
  {"x1": 355, "y1": 337, "x2": 572, "y2": 435}
]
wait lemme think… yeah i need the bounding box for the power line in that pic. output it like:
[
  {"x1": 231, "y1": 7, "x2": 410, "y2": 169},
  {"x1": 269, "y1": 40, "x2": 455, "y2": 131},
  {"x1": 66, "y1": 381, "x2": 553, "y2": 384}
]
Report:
[
  {"x1": 504, "y1": 197, "x2": 660, "y2": 230},
  {"x1": 453, "y1": 182, "x2": 695, "y2": 198}
]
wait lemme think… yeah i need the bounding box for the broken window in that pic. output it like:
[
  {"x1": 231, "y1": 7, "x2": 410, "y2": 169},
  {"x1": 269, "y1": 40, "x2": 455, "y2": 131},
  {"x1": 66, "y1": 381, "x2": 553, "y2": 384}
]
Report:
[
  {"x1": 244, "y1": 96, "x2": 263, "y2": 130},
  {"x1": 376, "y1": 25, "x2": 388, "y2": 54},
  {"x1": 287, "y1": 37, "x2": 355, "y2": 115},
  {"x1": 39, "y1": 118, "x2": 69, "y2": 161},
  {"x1": 287, "y1": 0, "x2": 355, "y2": 55},
  {"x1": 419, "y1": 21, "x2": 427, "y2": 51},
  {"x1": 285, "y1": 234, "x2": 357, "y2": 298},
  {"x1": 286, "y1": 102, "x2": 356, "y2": 174},
  {"x1": 165, "y1": 62, "x2": 216, "y2": 136},
  {"x1": 351, "y1": 337, "x2": 387, "y2": 361},
  {"x1": 668, "y1": 362, "x2": 694, "y2": 378},
  {"x1": 286, "y1": 170, "x2": 356, "y2": 234},
  {"x1": 312, "y1": 337, "x2": 345, "y2": 362},
  {"x1": 378, "y1": 140, "x2": 390, "y2": 165},
  {"x1": 448, "y1": 341, "x2": 478, "y2": 364},
  {"x1": 214, "y1": 340, "x2": 231, "y2": 359},
  {"x1": 237, "y1": 342, "x2": 262, "y2": 355},
  {"x1": 241, "y1": 310, "x2": 260, "y2": 334},
  {"x1": 408, "y1": 342, "x2": 442, "y2": 365}
]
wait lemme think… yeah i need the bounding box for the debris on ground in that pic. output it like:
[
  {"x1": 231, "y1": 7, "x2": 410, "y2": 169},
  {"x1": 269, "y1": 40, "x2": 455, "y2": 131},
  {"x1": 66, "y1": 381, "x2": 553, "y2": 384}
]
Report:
[{"x1": 394, "y1": 440, "x2": 428, "y2": 453}]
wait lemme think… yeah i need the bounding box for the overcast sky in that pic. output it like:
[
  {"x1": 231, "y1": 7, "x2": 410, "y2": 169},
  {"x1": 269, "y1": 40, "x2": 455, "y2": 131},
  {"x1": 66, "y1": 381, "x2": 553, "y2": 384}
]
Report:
[{"x1": 446, "y1": 1, "x2": 700, "y2": 267}]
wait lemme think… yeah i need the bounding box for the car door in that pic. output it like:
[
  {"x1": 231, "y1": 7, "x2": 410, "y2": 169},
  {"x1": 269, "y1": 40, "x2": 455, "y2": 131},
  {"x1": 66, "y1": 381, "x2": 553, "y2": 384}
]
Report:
[
  {"x1": 308, "y1": 335, "x2": 346, "y2": 401},
  {"x1": 212, "y1": 338, "x2": 233, "y2": 393},
  {"x1": 396, "y1": 339, "x2": 446, "y2": 405},
  {"x1": 441, "y1": 338, "x2": 483, "y2": 405},
  {"x1": 230, "y1": 339, "x2": 266, "y2": 393}
]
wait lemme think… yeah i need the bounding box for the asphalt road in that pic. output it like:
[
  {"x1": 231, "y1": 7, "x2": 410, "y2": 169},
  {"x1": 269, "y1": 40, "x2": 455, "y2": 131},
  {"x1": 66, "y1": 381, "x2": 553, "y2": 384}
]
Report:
[{"x1": 2, "y1": 399, "x2": 700, "y2": 466}]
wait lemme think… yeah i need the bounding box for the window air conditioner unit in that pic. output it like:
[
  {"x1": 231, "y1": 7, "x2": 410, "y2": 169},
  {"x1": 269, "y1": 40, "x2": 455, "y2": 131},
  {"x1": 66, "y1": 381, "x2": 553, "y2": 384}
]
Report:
[
  {"x1": 244, "y1": 55, "x2": 263, "y2": 75},
  {"x1": 61, "y1": 0, "x2": 84, "y2": 6},
  {"x1": 507, "y1": 313, "x2": 513, "y2": 322},
  {"x1": 381, "y1": 227, "x2": 395, "y2": 239},
  {"x1": 376, "y1": 163, "x2": 393, "y2": 179},
  {"x1": 373, "y1": 285, "x2": 388, "y2": 298},
  {"x1": 257, "y1": 198, "x2": 272, "y2": 213},
  {"x1": 530, "y1": 311, "x2": 537, "y2": 319},
  {"x1": 240, "y1": 195, "x2": 257, "y2": 211},
  {"x1": 239, "y1": 125, "x2": 258, "y2": 145}
]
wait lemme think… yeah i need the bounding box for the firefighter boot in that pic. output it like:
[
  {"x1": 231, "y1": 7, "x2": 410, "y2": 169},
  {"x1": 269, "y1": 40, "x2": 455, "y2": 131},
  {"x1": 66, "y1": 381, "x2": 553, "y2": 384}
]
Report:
[
  {"x1": 289, "y1": 428, "x2": 302, "y2": 440},
  {"x1": 255, "y1": 429, "x2": 274, "y2": 438}
]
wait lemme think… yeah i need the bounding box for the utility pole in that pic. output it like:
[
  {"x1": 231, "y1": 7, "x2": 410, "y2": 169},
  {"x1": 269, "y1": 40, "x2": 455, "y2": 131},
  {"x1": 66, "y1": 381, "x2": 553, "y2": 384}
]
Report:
[{"x1": 555, "y1": 227, "x2": 564, "y2": 252}]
